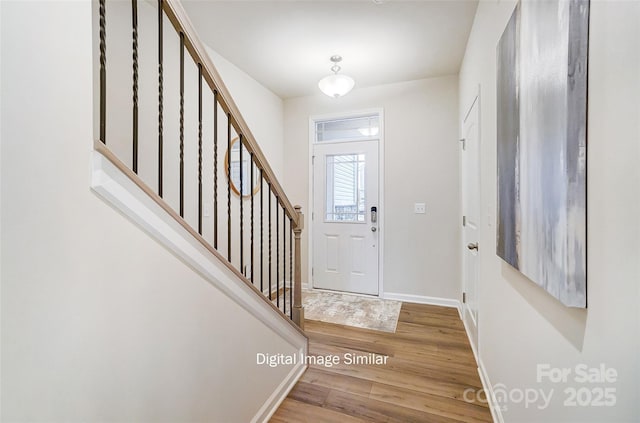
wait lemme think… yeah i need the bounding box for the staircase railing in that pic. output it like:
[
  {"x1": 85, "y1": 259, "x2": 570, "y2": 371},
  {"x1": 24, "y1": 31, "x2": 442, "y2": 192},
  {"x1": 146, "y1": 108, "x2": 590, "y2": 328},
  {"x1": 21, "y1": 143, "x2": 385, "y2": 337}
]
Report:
[{"x1": 94, "y1": 0, "x2": 304, "y2": 329}]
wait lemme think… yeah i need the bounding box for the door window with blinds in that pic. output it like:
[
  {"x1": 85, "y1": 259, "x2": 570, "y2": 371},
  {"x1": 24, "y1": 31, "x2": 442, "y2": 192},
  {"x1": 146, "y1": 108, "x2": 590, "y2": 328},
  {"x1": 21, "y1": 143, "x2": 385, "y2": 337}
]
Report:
[
  {"x1": 315, "y1": 114, "x2": 379, "y2": 222},
  {"x1": 325, "y1": 154, "x2": 365, "y2": 222}
]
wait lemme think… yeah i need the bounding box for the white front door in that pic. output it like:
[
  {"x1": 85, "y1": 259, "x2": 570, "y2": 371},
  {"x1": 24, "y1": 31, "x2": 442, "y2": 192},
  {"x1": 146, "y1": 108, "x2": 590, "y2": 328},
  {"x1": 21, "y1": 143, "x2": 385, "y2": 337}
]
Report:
[
  {"x1": 462, "y1": 95, "x2": 480, "y2": 354},
  {"x1": 312, "y1": 140, "x2": 379, "y2": 295}
]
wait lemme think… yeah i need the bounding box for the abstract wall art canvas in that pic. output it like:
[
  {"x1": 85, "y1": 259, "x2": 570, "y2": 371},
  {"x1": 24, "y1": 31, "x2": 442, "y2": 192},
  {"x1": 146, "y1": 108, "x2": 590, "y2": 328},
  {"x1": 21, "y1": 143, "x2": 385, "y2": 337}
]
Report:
[{"x1": 497, "y1": 0, "x2": 589, "y2": 308}]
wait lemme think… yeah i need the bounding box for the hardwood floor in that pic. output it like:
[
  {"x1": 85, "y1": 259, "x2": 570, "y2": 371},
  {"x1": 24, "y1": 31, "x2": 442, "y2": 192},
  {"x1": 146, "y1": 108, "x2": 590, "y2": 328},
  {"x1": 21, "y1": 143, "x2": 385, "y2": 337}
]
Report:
[{"x1": 270, "y1": 302, "x2": 492, "y2": 423}]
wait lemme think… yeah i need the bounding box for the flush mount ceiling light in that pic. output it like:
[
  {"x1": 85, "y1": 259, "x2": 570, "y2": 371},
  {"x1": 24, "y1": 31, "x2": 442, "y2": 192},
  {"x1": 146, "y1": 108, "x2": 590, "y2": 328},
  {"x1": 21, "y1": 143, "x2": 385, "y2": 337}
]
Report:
[{"x1": 318, "y1": 55, "x2": 355, "y2": 98}]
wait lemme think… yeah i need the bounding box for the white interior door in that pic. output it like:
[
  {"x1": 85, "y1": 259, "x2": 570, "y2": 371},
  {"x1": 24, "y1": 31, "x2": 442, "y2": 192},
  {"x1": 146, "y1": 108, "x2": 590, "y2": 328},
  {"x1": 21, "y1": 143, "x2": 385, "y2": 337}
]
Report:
[
  {"x1": 312, "y1": 140, "x2": 379, "y2": 295},
  {"x1": 462, "y1": 95, "x2": 480, "y2": 354}
]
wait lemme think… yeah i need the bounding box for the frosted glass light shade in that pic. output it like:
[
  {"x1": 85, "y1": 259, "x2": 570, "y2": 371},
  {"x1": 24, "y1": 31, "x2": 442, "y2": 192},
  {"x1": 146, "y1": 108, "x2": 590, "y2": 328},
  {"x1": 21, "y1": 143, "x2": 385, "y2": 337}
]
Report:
[{"x1": 318, "y1": 74, "x2": 355, "y2": 98}]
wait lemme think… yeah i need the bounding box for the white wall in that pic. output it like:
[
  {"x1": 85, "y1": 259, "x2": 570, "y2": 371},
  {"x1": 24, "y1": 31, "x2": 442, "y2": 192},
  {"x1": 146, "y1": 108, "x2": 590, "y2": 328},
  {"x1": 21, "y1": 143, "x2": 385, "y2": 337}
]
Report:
[
  {"x1": 204, "y1": 46, "x2": 289, "y2": 284},
  {"x1": 0, "y1": 2, "x2": 299, "y2": 421},
  {"x1": 459, "y1": 1, "x2": 640, "y2": 421},
  {"x1": 205, "y1": 46, "x2": 285, "y2": 180},
  {"x1": 101, "y1": 0, "x2": 287, "y2": 286},
  {"x1": 283, "y1": 76, "x2": 461, "y2": 300},
  {"x1": 104, "y1": 1, "x2": 284, "y2": 182}
]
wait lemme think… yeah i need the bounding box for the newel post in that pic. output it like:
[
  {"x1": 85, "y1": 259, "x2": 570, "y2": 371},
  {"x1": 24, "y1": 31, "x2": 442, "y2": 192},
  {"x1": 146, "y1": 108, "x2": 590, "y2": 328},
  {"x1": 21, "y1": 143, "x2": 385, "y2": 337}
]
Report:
[{"x1": 292, "y1": 205, "x2": 304, "y2": 329}]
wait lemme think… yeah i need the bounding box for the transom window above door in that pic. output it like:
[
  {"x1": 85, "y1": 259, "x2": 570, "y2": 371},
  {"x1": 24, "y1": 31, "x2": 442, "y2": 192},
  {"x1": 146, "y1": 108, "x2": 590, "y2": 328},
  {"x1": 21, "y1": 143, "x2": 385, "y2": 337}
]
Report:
[{"x1": 315, "y1": 115, "x2": 380, "y2": 143}]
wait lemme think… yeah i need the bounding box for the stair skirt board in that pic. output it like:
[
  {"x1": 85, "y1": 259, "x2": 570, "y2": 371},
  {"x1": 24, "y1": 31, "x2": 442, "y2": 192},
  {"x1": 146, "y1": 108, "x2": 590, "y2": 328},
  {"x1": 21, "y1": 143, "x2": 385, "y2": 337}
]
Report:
[{"x1": 91, "y1": 151, "x2": 308, "y2": 422}]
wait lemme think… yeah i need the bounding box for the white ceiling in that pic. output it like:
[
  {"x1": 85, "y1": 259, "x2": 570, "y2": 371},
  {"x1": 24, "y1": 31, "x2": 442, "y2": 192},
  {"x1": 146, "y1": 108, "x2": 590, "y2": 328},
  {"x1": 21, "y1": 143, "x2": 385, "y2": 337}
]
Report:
[{"x1": 182, "y1": 0, "x2": 478, "y2": 99}]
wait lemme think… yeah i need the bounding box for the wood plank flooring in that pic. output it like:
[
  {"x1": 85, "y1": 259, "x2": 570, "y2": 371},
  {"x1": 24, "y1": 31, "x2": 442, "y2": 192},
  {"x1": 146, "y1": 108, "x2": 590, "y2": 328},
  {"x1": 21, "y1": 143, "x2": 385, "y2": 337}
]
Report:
[{"x1": 270, "y1": 302, "x2": 492, "y2": 423}]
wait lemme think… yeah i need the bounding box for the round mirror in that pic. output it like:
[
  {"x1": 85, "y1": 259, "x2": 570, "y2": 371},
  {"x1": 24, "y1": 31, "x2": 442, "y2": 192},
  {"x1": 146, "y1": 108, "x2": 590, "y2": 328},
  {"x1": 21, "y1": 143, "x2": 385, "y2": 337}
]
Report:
[{"x1": 225, "y1": 137, "x2": 260, "y2": 198}]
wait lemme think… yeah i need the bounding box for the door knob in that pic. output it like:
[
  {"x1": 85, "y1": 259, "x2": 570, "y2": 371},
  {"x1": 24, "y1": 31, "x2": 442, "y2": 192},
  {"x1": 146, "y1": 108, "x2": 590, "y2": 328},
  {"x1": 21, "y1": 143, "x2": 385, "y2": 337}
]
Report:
[
  {"x1": 467, "y1": 242, "x2": 478, "y2": 251},
  {"x1": 371, "y1": 227, "x2": 377, "y2": 232}
]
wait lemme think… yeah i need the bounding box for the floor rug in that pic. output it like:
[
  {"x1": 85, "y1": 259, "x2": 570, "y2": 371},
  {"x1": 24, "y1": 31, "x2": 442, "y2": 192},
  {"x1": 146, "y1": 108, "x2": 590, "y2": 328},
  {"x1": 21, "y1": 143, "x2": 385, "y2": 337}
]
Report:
[{"x1": 302, "y1": 290, "x2": 402, "y2": 333}]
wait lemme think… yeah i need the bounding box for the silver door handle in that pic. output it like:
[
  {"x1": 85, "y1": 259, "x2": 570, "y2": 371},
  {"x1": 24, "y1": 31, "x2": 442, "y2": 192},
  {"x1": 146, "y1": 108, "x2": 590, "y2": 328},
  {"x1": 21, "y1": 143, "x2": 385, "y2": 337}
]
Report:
[
  {"x1": 371, "y1": 227, "x2": 377, "y2": 232},
  {"x1": 467, "y1": 242, "x2": 478, "y2": 251}
]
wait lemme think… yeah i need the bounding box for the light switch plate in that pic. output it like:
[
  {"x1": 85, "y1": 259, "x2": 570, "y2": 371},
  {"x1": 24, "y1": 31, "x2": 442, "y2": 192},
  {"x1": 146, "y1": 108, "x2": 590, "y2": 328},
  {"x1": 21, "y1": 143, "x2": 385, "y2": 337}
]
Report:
[{"x1": 414, "y1": 203, "x2": 426, "y2": 214}]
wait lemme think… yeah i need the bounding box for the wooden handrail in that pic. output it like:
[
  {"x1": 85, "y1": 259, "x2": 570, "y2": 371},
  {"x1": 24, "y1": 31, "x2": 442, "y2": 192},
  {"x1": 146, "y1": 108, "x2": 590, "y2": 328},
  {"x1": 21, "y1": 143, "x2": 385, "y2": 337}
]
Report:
[
  {"x1": 94, "y1": 140, "x2": 307, "y2": 338},
  {"x1": 162, "y1": 0, "x2": 300, "y2": 228},
  {"x1": 96, "y1": 0, "x2": 305, "y2": 330}
]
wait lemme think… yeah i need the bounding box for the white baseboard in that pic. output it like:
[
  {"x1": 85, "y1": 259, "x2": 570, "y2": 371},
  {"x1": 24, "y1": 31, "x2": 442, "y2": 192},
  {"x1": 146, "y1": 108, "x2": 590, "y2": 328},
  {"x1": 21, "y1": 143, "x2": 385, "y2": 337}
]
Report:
[
  {"x1": 383, "y1": 292, "x2": 461, "y2": 312},
  {"x1": 378, "y1": 290, "x2": 502, "y2": 422},
  {"x1": 253, "y1": 348, "x2": 307, "y2": 423},
  {"x1": 477, "y1": 358, "x2": 504, "y2": 423},
  {"x1": 388, "y1": 292, "x2": 501, "y2": 421},
  {"x1": 262, "y1": 281, "x2": 291, "y2": 298},
  {"x1": 458, "y1": 308, "x2": 500, "y2": 423},
  {"x1": 460, "y1": 311, "x2": 479, "y2": 365}
]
